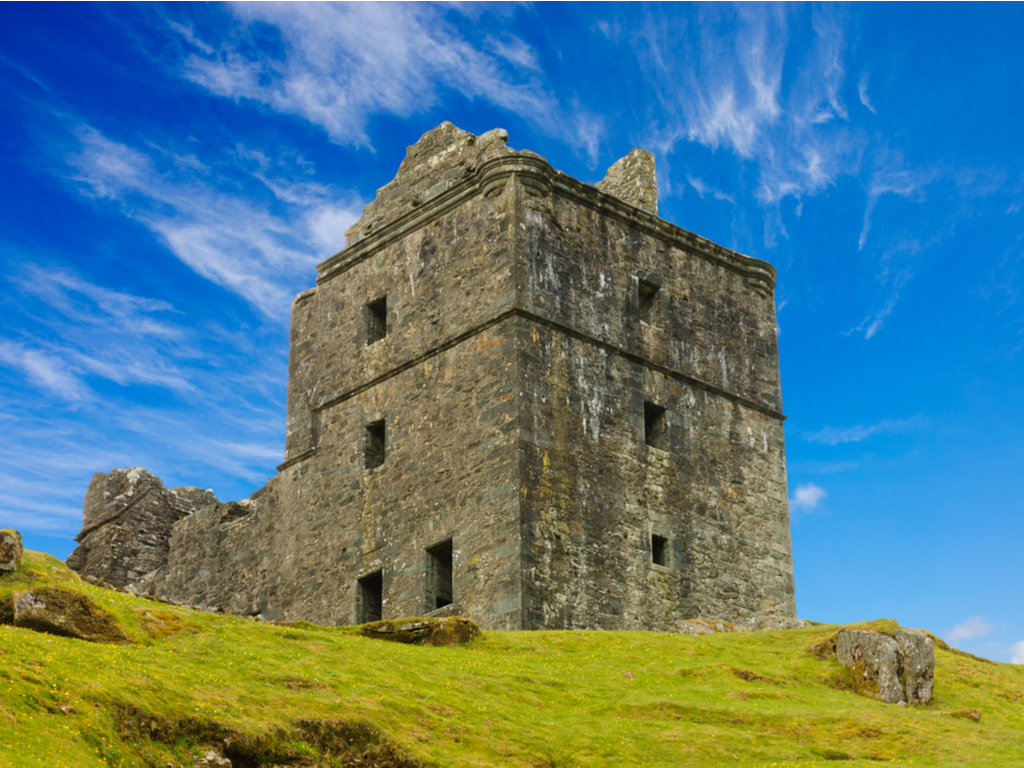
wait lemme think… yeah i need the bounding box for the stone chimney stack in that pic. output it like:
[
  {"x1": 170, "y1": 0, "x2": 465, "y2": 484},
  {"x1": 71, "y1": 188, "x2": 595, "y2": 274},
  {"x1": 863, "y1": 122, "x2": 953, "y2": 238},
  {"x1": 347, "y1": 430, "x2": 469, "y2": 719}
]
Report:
[{"x1": 596, "y1": 148, "x2": 658, "y2": 216}]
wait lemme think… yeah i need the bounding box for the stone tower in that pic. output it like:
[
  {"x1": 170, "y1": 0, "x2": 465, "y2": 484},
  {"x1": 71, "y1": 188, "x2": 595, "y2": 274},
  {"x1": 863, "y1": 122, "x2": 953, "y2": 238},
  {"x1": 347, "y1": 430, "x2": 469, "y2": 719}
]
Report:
[{"x1": 75, "y1": 122, "x2": 796, "y2": 630}]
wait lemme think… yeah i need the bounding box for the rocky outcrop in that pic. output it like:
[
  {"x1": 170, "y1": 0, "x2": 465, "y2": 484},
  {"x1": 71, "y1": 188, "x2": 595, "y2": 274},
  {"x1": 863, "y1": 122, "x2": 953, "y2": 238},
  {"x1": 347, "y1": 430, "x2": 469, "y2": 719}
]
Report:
[
  {"x1": 67, "y1": 468, "x2": 218, "y2": 588},
  {"x1": 0, "y1": 529, "x2": 23, "y2": 572},
  {"x1": 818, "y1": 627, "x2": 935, "y2": 705},
  {"x1": 13, "y1": 586, "x2": 128, "y2": 642},
  {"x1": 359, "y1": 617, "x2": 483, "y2": 647},
  {"x1": 893, "y1": 627, "x2": 935, "y2": 704}
]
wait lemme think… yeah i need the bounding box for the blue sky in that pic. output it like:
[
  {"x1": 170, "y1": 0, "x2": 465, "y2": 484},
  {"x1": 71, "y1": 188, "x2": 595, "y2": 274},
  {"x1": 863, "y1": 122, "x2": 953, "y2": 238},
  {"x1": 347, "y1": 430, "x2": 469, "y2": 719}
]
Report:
[{"x1": 1, "y1": 3, "x2": 1021, "y2": 662}]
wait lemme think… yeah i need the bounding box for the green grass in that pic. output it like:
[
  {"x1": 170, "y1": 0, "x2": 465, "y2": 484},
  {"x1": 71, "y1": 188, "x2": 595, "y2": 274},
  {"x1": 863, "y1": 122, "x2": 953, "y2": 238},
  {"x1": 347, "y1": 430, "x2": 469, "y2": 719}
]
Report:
[{"x1": 2, "y1": 551, "x2": 1023, "y2": 767}]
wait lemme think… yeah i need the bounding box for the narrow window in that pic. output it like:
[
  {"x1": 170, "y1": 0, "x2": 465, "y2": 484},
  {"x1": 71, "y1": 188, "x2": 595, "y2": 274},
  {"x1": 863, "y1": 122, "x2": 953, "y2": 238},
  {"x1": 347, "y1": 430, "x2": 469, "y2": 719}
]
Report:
[
  {"x1": 644, "y1": 401, "x2": 668, "y2": 450},
  {"x1": 366, "y1": 297, "x2": 387, "y2": 344},
  {"x1": 638, "y1": 279, "x2": 659, "y2": 324},
  {"x1": 357, "y1": 570, "x2": 383, "y2": 623},
  {"x1": 365, "y1": 419, "x2": 385, "y2": 469},
  {"x1": 652, "y1": 534, "x2": 669, "y2": 567},
  {"x1": 426, "y1": 539, "x2": 453, "y2": 611}
]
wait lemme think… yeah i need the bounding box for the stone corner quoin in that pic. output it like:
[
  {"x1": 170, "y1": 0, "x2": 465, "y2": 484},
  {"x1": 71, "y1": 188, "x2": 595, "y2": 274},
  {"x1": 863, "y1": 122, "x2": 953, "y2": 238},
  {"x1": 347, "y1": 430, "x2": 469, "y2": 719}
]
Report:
[{"x1": 67, "y1": 121, "x2": 795, "y2": 632}]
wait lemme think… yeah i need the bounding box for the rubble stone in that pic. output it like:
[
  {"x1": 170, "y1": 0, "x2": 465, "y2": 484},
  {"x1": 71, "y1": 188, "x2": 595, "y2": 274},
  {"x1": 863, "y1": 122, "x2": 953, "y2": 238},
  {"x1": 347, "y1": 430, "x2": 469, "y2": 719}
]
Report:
[
  {"x1": 67, "y1": 468, "x2": 217, "y2": 588},
  {"x1": 0, "y1": 529, "x2": 23, "y2": 572},
  {"x1": 13, "y1": 586, "x2": 128, "y2": 643}
]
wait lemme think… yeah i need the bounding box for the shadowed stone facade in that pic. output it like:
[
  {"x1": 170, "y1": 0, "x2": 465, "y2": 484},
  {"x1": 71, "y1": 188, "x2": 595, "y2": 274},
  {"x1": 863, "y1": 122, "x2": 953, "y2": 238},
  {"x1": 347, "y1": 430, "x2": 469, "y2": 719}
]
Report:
[{"x1": 73, "y1": 122, "x2": 796, "y2": 630}]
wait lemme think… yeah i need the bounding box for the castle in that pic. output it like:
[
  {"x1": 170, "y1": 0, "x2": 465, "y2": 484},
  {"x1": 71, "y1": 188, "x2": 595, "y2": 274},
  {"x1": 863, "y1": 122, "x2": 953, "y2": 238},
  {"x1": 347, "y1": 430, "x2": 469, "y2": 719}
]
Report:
[{"x1": 68, "y1": 123, "x2": 796, "y2": 631}]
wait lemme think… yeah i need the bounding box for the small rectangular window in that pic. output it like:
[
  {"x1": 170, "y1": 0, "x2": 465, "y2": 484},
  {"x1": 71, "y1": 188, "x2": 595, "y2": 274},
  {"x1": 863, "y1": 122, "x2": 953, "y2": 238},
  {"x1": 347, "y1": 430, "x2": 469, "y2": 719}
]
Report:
[
  {"x1": 638, "y1": 279, "x2": 659, "y2": 324},
  {"x1": 652, "y1": 534, "x2": 669, "y2": 567},
  {"x1": 426, "y1": 539, "x2": 453, "y2": 611},
  {"x1": 367, "y1": 297, "x2": 387, "y2": 344},
  {"x1": 365, "y1": 419, "x2": 385, "y2": 469},
  {"x1": 644, "y1": 401, "x2": 668, "y2": 450},
  {"x1": 357, "y1": 570, "x2": 383, "y2": 623}
]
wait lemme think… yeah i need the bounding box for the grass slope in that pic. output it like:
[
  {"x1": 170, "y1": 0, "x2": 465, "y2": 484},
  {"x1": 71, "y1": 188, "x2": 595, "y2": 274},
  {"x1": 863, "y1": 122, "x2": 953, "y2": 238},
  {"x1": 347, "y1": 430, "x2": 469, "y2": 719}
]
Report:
[{"x1": 1, "y1": 551, "x2": 1022, "y2": 767}]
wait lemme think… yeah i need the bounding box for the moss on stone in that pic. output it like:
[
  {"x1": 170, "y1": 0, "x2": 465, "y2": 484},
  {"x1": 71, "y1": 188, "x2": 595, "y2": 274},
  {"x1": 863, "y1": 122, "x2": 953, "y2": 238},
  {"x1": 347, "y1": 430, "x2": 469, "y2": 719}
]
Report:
[
  {"x1": 359, "y1": 616, "x2": 482, "y2": 646},
  {"x1": 13, "y1": 585, "x2": 129, "y2": 643}
]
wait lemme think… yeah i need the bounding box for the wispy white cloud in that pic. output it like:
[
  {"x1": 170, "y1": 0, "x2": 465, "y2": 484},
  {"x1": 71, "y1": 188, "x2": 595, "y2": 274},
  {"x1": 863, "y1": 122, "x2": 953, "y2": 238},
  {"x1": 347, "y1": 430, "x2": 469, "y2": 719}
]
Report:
[
  {"x1": 803, "y1": 416, "x2": 925, "y2": 445},
  {"x1": 687, "y1": 174, "x2": 736, "y2": 204},
  {"x1": 1011, "y1": 640, "x2": 1024, "y2": 664},
  {"x1": 788, "y1": 459, "x2": 861, "y2": 475},
  {"x1": 858, "y1": 148, "x2": 935, "y2": 251},
  {"x1": 175, "y1": 3, "x2": 603, "y2": 163},
  {"x1": 0, "y1": 263, "x2": 291, "y2": 538},
  {"x1": 946, "y1": 616, "x2": 996, "y2": 643},
  {"x1": 641, "y1": 4, "x2": 864, "y2": 218},
  {"x1": 847, "y1": 234, "x2": 934, "y2": 338},
  {"x1": 484, "y1": 34, "x2": 541, "y2": 71},
  {"x1": 0, "y1": 266, "x2": 194, "y2": 402},
  {"x1": 789, "y1": 482, "x2": 827, "y2": 512},
  {"x1": 64, "y1": 125, "x2": 362, "y2": 316},
  {"x1": 0, "y1": 340, "x2": 90, "y2": 402},
  {"x1": 858, "y1": 72, "x2": 877, "y2": 114}
]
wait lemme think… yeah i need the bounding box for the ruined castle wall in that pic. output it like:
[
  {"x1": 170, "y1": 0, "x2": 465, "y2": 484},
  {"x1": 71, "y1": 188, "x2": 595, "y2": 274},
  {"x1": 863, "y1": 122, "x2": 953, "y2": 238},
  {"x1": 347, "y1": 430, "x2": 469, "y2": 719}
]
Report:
[
  {"x1": 512, "y1": 178, "x2": 793, "y2": 629},
  {"x1": 284, "y1": 124, "x2": 519, "y2": 465},
  {"x1": 146, "y1": 323, "x2": 523, "y2": 628},
  {"x1": 516, "y1": 319, "x2": 794, "y2": 629},
  {"x1": 514, "y1": 184, "x2": 782, "y2": 413},
  {"x1": 91, "y1": 124, "x2": 796, "y2": 632}
]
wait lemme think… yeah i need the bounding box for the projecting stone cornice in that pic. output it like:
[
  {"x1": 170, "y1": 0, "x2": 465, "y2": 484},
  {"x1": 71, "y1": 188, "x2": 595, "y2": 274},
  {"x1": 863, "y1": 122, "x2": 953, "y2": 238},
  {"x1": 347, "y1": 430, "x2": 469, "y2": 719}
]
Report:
[{"x1": 315, "y1": 153, "x2": 776, "y2": 297}]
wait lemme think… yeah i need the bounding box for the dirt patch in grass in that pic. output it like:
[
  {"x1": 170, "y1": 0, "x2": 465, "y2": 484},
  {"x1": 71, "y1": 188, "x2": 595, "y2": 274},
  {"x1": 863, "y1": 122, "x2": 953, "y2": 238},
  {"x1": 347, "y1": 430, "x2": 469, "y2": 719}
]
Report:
[{"x1": 114, "y1": 702, "x2": 421, "y2": 767}]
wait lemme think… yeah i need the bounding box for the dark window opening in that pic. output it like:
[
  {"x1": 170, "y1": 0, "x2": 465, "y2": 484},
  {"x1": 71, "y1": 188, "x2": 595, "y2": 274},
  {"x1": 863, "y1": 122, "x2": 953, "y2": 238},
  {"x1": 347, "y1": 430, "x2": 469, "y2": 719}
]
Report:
[
  {"x1": 638, "y1": 280, "x2": 659, "y2": 323},
  {"x1": 427, "y1": 539, "x2": 453, "y2": 611},
  {"x1": 644, "y1": 401, "x2": 668, "y2": 450},
  {"x1": 365, "y1": 419, "x2": 385, "y2": 469},
  {"x1": 652, "y1": 534, "x2": 669, "y2": 567},
  {"x1": 367, "y1": 297, "x2": 387, "y2": 344},
  {"x1": 357, "y1": 570, "x2": 383, "y2": 623}
]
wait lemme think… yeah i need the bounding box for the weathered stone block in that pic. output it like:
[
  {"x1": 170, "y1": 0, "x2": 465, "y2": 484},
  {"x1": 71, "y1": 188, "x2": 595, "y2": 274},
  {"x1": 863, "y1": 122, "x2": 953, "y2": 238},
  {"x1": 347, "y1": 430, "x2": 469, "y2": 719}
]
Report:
[
  {"x1": 0, "y1": 529, "x2": 23, "y2": 572},
  {"x1": 359, "y1": 617, "x2": 482, "y2": 646},
  {"x1": 830, "y1": 627, "x2": 935, "y2": 705},
  {"x1": 13, "y1": 586, "x2": 128, "y2": 643},
  {"x1": 895, "y1": 627, "x2": 936, "y2": 704},
  {"x1": 837, "y1": 629, "x2": 906, "y2": 704}
]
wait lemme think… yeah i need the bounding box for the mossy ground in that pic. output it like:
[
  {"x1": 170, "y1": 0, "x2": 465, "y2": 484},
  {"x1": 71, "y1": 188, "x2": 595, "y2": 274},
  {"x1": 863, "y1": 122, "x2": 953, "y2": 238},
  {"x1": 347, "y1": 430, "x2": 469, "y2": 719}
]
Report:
[{"x1": 2, "y1": 551, "x2": 1022, "y2": 767}]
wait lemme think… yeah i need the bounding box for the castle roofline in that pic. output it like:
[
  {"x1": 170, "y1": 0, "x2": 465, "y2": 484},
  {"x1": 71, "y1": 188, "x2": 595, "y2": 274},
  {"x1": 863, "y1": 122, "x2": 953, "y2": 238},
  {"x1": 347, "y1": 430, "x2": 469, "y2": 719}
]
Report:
[{"x1": 316, "y1": 126, "x2": 775, "y2": 297}]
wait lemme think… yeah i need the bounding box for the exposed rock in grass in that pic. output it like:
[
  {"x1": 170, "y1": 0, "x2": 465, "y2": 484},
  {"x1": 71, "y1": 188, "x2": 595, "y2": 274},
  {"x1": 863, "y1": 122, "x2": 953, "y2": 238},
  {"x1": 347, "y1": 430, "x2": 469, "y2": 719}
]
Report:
[
  {"x1": 816, "y1": 626, "x2": 934, "y2": 705},
  {"x1": 115, "y1": 703, "x2": 421, "y2": 768},
  {"x1": 360, "y1": 616, "x2": 483, "y2": 646},
  {"x1": 0, "y1": 593, "x2": 13, "y2": 625},
  {"x1": 13, "y1": 586, "x2": 128, "y2": 643},
  {"x1": 894, "y1": 627, "x2": 935, "y2": 704},
  {"x1": 0, "y1": 529, "x2": 23, "y2": 572},
  {"x1": 676, "y1": 616, "x2": 814, "y2": 635},
  {"x1": 193, "y1": 750, "x2": 230, "y2": 767},
  {"x1": 837, "y1": 630, "x2": 906, "y2": 704},
  {"x1": 743, "y1": 615, "x2": 816, "y2": 631}
]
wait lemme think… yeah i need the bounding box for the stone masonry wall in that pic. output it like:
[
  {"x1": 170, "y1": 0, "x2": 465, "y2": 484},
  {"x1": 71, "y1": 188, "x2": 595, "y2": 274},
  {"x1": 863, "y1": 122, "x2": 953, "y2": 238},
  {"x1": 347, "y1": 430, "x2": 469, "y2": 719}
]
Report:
[
  {"x1": 80, "y1": 122, "x2": 795, "y2": 632},
  {"x1": 511, "y1": 169, "x2": 793, "y2": 627},
  {"x1": 138, "y1": 324, "x2": 522, "y2": 627}
]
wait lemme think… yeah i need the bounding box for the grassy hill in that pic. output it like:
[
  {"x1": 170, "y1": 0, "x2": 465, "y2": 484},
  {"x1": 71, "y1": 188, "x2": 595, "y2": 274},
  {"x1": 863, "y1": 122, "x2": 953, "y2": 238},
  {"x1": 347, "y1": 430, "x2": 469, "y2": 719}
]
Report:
[{"x1": 1, "y1": 551, "x2": 1022, "y2": 767}]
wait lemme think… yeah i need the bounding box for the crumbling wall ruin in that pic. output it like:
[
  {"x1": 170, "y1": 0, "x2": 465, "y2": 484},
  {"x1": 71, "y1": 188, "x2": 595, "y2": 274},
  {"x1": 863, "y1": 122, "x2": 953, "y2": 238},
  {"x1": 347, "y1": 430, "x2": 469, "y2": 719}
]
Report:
[{"x1": 69, "y1": 122, "x2": 796, "y2": 630}]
